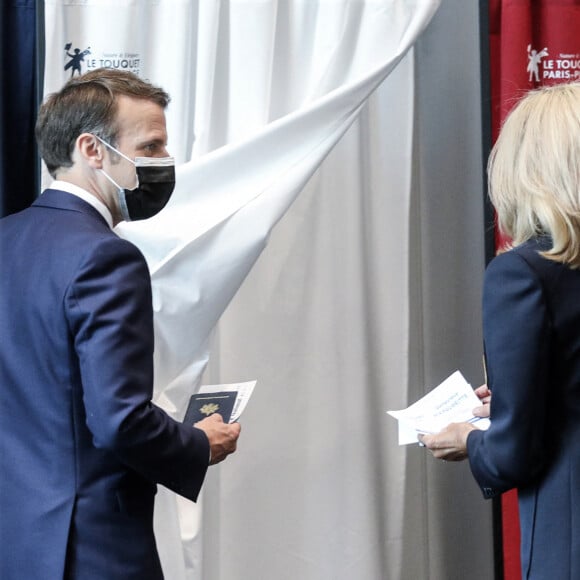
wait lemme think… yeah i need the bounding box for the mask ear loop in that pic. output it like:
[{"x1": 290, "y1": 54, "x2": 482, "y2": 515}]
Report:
[
  {"x1": 95, "y1": 135, "x2": 135, "y2": 165},
  {"x1": 94, "y1": 135, "x2": 139, "y2": 215}
]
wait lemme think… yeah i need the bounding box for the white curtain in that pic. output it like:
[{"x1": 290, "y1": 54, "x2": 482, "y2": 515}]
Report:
[{"x1": 43, "y1": 1, "x2": 495, "y2": 578}]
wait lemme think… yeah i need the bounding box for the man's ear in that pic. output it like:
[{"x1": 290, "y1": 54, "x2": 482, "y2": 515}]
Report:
[{"x1": 76, "y1": 133, "x2": 103, "y2": 169}]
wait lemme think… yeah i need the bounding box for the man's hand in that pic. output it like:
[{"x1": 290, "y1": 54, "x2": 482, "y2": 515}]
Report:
[
  {"x1": 418, "y1": 422, "x2": 476, "y2": 462},
  {"x1": 472, "y1": 384, "x2": 492, "y2": 418},
  {"x1": 194, "y1": 414, "x2": 241, "y2": 465}
]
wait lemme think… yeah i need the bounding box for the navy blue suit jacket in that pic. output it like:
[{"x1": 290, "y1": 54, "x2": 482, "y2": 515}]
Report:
[
  {"x1": 467, "y1": 237, "x2": 580, "y2": 579},
  {"x1": 0, "y1": 189, "x2": 210, "y2": 579}
]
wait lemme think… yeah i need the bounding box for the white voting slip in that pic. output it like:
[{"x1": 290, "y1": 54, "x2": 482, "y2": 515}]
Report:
[
  {"x1": 197, "y1": 380, "x2": 256, "y2": 423},
  {"x1": 387, "y1": 371, "x2": 490, "y2": 445}
]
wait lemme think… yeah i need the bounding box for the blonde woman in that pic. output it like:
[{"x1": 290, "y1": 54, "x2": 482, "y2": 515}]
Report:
[{"x1": 421, "y1": 82, "x2": 580, "y2": 579}]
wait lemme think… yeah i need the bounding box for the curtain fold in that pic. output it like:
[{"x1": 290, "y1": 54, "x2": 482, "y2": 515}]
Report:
[{"x1": 202, "y1": 60, "x2": 420, "y2": 578}]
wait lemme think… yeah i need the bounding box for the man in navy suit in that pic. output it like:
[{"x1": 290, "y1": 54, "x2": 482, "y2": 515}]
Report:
[
  {"x1": 420, "y1": 83, "x2": 580, "y2": 579},
  {"x1": 0, "y1": 68, "x2": 241, "y2": 579}
]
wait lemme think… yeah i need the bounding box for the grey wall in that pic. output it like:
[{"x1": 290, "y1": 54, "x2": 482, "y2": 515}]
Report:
[{"x1": 412, "y1": 1, "x2": 496, "y2": 578}]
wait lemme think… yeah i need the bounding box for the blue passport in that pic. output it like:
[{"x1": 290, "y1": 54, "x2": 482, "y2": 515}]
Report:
[{"x1": 183, "y1": 391, "x2": 237, "y2": 425}]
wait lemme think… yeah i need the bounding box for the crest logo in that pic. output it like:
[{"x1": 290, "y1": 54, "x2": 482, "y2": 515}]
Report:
[
  {"x1": 64, "y1": 43, "x2": 91, "y2": 77},
  {"x1": 200, "y1": 403, "x2": 220, "y2": 416}
]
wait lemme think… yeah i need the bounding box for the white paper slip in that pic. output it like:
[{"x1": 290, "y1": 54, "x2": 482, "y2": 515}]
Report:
[
  {"x1": 198, "y1": 380, "x2": 256, "y2": 422},
  {"x1": 387, "y1": 370, "x2": 490, "y2": 445}
]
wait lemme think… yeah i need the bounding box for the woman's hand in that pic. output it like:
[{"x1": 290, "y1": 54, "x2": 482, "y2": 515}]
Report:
[
  {"x1": 418, "y1": 422, "x2": 476, "y2": 461},
  {"x1": 472, "y1": 384, "x2": 491, "y2": 418}
]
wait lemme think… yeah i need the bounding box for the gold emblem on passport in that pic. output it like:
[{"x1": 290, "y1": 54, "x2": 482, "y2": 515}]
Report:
[
  {"x1": 183, "y1": 391, "x2": 236, "y2": 425},
  {"x1": 200, "y1": 403, "x2": 220, "y2": 416}
]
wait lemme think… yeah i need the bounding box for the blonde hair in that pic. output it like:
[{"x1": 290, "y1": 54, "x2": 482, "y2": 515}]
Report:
[{"x1": 488, "y1": 82, "x2": 580, "y2": 267}]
